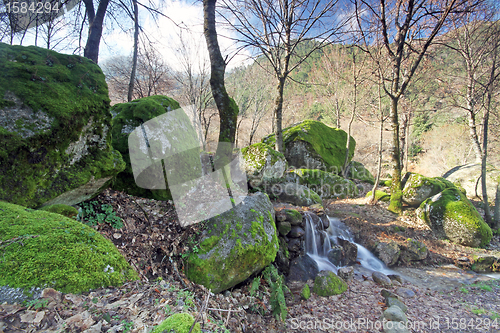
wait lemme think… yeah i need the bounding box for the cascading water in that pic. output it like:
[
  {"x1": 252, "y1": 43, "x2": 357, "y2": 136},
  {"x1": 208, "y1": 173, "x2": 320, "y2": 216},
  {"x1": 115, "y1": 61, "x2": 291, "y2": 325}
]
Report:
[{"x1": 304, "y1": 212, "x2": 394, "y2": 275}]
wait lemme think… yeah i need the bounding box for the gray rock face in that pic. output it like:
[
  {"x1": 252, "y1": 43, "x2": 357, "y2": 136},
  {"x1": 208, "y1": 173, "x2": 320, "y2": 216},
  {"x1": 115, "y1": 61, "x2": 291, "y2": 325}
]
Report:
[
  {"x1": 338, "y1": 266, "x2": 354, "y2": 281},
  {"x1": 288, "y1": 255, "x2": 319, "y2": 282},
  {"x1": 327, "y1": 246, "x2": 343, "y2": 266},
  {"x1": 288, "y1": 226, "x2": 305, "y2": 238},
  {"x1": 375, "y1": 241, "x2": 401, "y2": 266},
  {"x1": 269, "y1": 182, "x2": 323, "y2": 207},
  {"x1": 184, "y1": 192, "x2": 279, "y2": 293},
  {"x1": 402, "y1": 173, "x2": 447, "y2": 207},
  {"x1": 241, "y1": 143, "x2": 287, "y2": 187},
  {"x1": 285, "y1": 140, "x2": 326, "y2": 170},
  {"x1": 400, "y1": 239, "x2": 428, "y2": 262},
  {"x1": 372, "y1": 271, "x2": 392, "y2": 288},
  {"x1": 444, "y1": 163, "x2": 500, "y2": 202},
  {"x1": 338, "y1": 238, "x2": 358, "y2": 265},
  {"x1": 383, "y1": 305, "x2": 408, "y2": 323}
]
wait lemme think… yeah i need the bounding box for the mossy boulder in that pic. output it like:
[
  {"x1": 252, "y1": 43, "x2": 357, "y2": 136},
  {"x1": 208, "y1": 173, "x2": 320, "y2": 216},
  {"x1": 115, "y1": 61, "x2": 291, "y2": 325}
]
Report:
[
  {"x1": 37, "y1": 204, "x2": 78, "y2": 218},
  {"x1": 151, "y1": 313, "x2": 201, "y2": 333},
  {"x1": 366, "y1": 190, "x2": 390, "y2": 202},
  {"x1": 0, "y1": 43, "x2": 125, "y2": 208},
  {"x1": 285, "y1": 169, "x2": 358, "y2": 199},
  {"x1": 184, "y1": 192, "x2": 279, "y2": 293},
  {"x1": 0, "y1": 201, "x2": 138, "y2": 294},
  {"x1": 402, "y1": 173, "x2": 456, "y2": 207},
  {"x1": 241, "y1": 142, "x2": 287, "y2": 187},
  {"x1": 400, "y1": 239, "x2": 428, "y2": 262},
  {"x1": 417, "y1": 188, "x2": 492, "y2": 248},
  {"x1": 111, "y1": 95, "x2": 195, "y2": 201},
  {"x1": 347, "y1": 161, "x2": 375, "y2": 184},
  {"x1": 312, "y1": 270, "x2": 347, "y2": 296},
  {"x1": 470, "y1": 254, "x2": 500, "y2": 272},
  {"x1": 262, "y1": 120, "x2": 355, "y2": 174},
  {"x1": 268, "y1": 182, "x2": 323, "y2": 206},
  {"x1": 443, "y1": 163, "x2": 500, "y2": 202}
]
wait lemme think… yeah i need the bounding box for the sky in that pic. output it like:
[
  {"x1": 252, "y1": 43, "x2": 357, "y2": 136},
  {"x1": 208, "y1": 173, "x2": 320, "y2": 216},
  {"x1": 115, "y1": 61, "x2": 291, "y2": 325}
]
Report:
[{"x1": 9, "y1": 0, "x2": 252, "y2": 73}]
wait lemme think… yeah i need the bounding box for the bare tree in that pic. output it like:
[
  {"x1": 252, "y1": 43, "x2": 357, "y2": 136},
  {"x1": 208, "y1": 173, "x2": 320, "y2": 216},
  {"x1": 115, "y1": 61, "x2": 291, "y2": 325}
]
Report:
[
  {"x1": 220, "y1": 0, "x2": 346, "y2": 153},
  {"x1": 354, "y1": 0, "x2": 478, "y2": 213}
]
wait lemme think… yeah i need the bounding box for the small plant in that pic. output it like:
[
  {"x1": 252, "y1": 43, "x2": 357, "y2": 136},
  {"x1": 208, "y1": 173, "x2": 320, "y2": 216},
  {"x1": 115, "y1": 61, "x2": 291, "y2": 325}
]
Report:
[
  {"x1": 77, "y1": 201, "x2": 123, "y2": 229},
  {"x1": 164, "y1": 304, "x2": 173, "y2": 316},
  {"x1": 176, "y1": 289, "x2": 195, "y2": 310},
  {"x1": 25, "y1": 298, "x2": 48, "y2": 310},
  {"x1": 121, "y1": 320, "x2": 134, "y2": 333},
  {"x1": 472, "y1": 308, "x2": 486, "y2": 315},
  {"x1": 249, "y1": 276, "x2": 261, "y2": 297}
]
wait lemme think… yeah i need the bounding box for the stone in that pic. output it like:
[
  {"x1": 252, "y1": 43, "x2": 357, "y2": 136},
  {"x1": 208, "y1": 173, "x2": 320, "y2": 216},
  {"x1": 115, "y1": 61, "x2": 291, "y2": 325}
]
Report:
[
  {"x1": 337, "y1": 266, "x2": 354, "y2": 281},
  {"x1": 400, "y1": 239, "x2": 428, "y2": 262},
  {"x1": 396, "y1": 287, "x2": 415, "y2": 298},
  {"x1": 277, "y1": 222, "x2": 292, "y2": 236},
  {"x1": 241, "y1": 142, "x2": 288, "y2": 188},
  {"x1": 268, "y1": 182, "x2": 323, "y2": 207},
  {"x1": 346, "y1": 161, "x2": 375, "y2": 184},
  {"x1": 444, "y1": 163, "x2": 500, "y2": 203},
  {"x1": 402, "y1": 173, "x2": 451, "y2": 207},
  {"x1": 312, "y1": 270, "x2": 348, "y2": 297},
  {"x1": 262, "y1": 120, "x2": 356, "y2": 173},
  {"x1": 320, "y1": 215, "x2": 330, "y2": 229},
  {"x1": 287, "y1": 255, "x2": 319, "y2": 282},
  {"x1": 375, "y1": 241, "x2": 400, "y2": 266},
  {"x1": 287, "y1": 238, "x2": 302, "y2": 253},
  {"x1": 388, "y1": 275, "x2": 403, "y2": 284},
  {"x1": 288, "y1": 226, "x2": 305, "y2": 238},
  {"x1": 41, "y1": 288, "x2": 62, "y2": 302},
  {"x1": 327, "y1": 246, "x2": 343, "y2": 266},
  {"x1": 285, "y1": 169, "x2": 359, "y2": 199},
  {"x1": 365, "y1": 190, "x2": 391, "y2": 202},
  {"x1": 110, "y1": 95, "x2": 192, "y2": 201},
  {"x1": 372, "y1": 271, "x2": 392, "y2": 288},
  {"x1": 387, "y1": 296, "x2": 408, "y2": 313},
  {"x1": 471, "y1": 254, "x2": 500, "y2": 273},
  {"x1": 150, "y1": 313, "x2": 201, "y2": 333},
  {"x1": 417, "y1": 188, "x2": 492, "y2": 247},
  {"x1": 0, "y1": 43, "x2": 125, "y2": 208},
  {"x1": 0, "y1": 201, "x2": 137, "y2": 294},
  {"x1": 383, "y1": 305, "x2": 407, "y2": 323},
  {"x1": 275, "y1": 238, "x2": 290, "y2": 275},
  {"x1": 184, "y1": 192, "x2": 279, "y2": 293},
  {"x1": 300, "y1": 284, "x2": 311, "y2": 300},
  {"x1": 381, "y1": 289, "x2": 400, "y2": 302},
  {"x1": 338, "y1": 238, "x2": 358, "y2": 265}
]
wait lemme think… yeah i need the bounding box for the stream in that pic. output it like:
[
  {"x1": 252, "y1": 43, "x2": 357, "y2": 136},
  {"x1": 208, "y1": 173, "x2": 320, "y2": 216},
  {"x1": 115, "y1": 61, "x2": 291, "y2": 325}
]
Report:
[{"x1": 304, "y1": 212, "x2": 499, "y2": 291}]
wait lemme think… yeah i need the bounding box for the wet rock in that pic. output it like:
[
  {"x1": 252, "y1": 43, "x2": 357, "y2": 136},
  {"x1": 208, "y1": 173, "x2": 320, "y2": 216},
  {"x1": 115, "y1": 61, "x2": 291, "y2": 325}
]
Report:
[
  {"x1": 287, "y1": 238, "x2": 302, "y2": 253},
  {"x1": 288, "y1": 226, "x2": 305, "y2": 238},
  {"x1": 375, "y1": 241, "x2": 400, "y2": 266},
  {"x1": 320, "y1": 215, "x2": 330, "y2": 229},
  {"x1": 287, "y1": 255, "x2": 319, "y2": 282},
  {"x1": 277, "y1": 222, "x2": 291, "y2": 236},
  {"x1": 327, "y1": 246, "x2": 343, "y2": 266},
  {"x1": 388, "y1": 274, "x2": 403, "y2": 284},
  {"x1": 276, "y1": 208, "x2": 302, "y2": 225},
  {"x1": 338, "y1": 266, "x2": 354, "y2": 281},
  {"x1": 372, "y1": 271, "x2": 392, "y2": 288},
  {"x1": 338, "y1": 238, "x2": 358, "y2": 265}
]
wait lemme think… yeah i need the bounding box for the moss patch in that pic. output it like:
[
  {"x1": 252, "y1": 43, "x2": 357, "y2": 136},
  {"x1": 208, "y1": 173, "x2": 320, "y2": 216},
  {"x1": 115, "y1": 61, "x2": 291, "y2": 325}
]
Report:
[
  {"x1": 37, "y1": 204, "x2": 78, "y2": 218},
  {"x1": 300, "y1": 284, "x2": 311, "y2": 300},
  {"x1": 366, "y1": 190, "x2": 390, "y2": 202},
  {"x1": 0, "y1": 43, "x2": 124, "y2": 208},
  {"x1": 286, "y1": 169, "x2": 358, "y2": 199},
  {"x1": 312, "y1": 271, "x2": 347, "y2": 296},
  {"x1": 0, "y1": 201, "x2": 138, "y2": 293},
  {"x1": 262, "y1": 120, "x2": 355, "y2": 172},
  {"x1": 150, "y1": 313, "x2": 200, "y2": 333}
]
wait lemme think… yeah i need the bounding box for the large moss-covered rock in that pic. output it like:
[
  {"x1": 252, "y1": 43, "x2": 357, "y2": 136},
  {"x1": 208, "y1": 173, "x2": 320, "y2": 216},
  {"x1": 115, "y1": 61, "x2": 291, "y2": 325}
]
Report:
[
  {"x1": 268, "y1": 182, "x2": 323, "y2": 206},
  {"x1": 184, "y1": 192, "x2": 279, "y2": 293},
  {"x1": 0, "y1": 43, "x2": 125, "y2": 208},
  {"x1": 285, "y1": 169, "x2": 358, "y2": 199},
  {"x1": 241, "y1": 142, "x2": 287, "y2": 187},
  {"x1": 402, "y1": 173, "x2": 454, "y2": 207},
  {"x1": 347, "y1": 161, "x2": 375, "y2": 184},
  {"x1": 0, "y1": 201, "x2": 138, "y2": 294},
  {"x1": 417, "y1": 188, "x2": 492, "y2": 248},
  {"x1": 111, "y1": 95, "x2": 190, "y2": 201},
  {"x1": 443, "y1": 163, "x2": 500, "y2": 202},
  {"x1": 262, "y1": 120, "x2": 355, "y2": 174}
]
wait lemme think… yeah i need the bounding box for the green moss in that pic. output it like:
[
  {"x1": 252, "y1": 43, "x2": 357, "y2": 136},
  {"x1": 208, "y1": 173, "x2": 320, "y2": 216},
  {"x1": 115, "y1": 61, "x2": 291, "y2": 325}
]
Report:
[
  {"x1": 150, "y1": 313, "x2": 200, "y2": 333},
  {"x1": 0, "y1": 43, "x2": 125, "y2": 208},
  {"x1": 286, "y1": 169, "x2": 358, "y2": 199},
  {"x1": 366, "y1": 190, "x2": 390, "y2": 202},
  {"x1": 241, "y1": 142, "x2": 285, "y2": 172},
  {"x1": 283, "y1": 209, "x2": 302, "y2": 223},
  {"x1": 300, "y1": 284, "x2": 311, "y2": 300},
  {"x1": 0, "y1": 201, "x2": 138, "y2": 293},
  {"x1": 312, "y1": 271, "x2": 347, "y2": 296},
  {"x1": 388, "y1": 190, "x2": 403, "y2": 214},
  {"x1": 38, "y1": 204, "x2": 78, "y2": 218},
  {"x1": 262, "y1": 120, "x2": 355, "y2": 171}
]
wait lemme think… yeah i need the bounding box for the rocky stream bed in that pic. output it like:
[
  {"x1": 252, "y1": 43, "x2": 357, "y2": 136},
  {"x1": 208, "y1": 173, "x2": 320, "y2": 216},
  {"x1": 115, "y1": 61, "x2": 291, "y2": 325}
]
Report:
[{"x1": 1, "y1": 188, "x2": 500, "y2": 333}]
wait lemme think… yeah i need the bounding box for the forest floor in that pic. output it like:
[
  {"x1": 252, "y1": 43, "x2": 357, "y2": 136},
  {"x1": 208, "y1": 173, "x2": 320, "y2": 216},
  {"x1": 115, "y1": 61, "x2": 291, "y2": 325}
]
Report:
[{"x1": 1, "y1": 186, "x2": 500, "y2": 333}]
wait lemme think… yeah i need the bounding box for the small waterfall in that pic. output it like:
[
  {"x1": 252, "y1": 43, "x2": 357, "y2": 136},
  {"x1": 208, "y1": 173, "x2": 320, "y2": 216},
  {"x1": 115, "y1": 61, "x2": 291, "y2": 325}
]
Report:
[{"x1": 303, "y1": 212, "x2": 394, "y2": 275}]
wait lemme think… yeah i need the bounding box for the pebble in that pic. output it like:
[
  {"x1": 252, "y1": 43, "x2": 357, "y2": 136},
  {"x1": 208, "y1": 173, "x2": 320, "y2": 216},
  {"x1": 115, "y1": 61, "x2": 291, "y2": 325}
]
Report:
[{"x1": 372, "y1": 271, "x2": 392, "y2": 287}]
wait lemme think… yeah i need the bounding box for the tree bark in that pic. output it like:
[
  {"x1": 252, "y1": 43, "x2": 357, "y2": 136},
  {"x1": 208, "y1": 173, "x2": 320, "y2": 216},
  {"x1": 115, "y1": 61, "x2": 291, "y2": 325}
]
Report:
[
  {"x1": 83, "y1": 0, "x2": 110, "y2": 63},
  {"x1": 371, "y1": 81, "x2": 384, "y2": 204},
  {"x1": 274, "y1": 77, "x2": 286, "y2": 154},
  {"x1": 388, "y1": 96, "x2": 403, "y2": 214},
  {"x1": 127, "y1": 0, "x2": 139, "y2": 102},
  {"x1": 203, "y1": 0, "x2": 238, "y2": 168}
]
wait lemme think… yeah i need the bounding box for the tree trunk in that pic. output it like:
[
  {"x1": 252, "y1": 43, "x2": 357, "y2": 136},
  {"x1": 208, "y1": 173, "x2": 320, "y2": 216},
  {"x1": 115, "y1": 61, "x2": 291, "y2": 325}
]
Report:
[
  {"x1": 127, "y1": 0, "x2": 139, "y2": 102},
  {"x1": 466, "y1": 72, "x2": 482, "y2": 163},
  {"x1": 83, "y1": 0, "x2": 110, "y2": 63},
  {"x1": 203, "y1": 0, "x2": 238, "y2": 169},
  {"x1": 274, "y1": 77, "x2": 286, "y2": 153},
  {"x1": 371, "y1": 82, "x2": 384, "y2": 204},
  {"x1": 388, "y1": 96, "x2": 403, "y2": 214}
]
